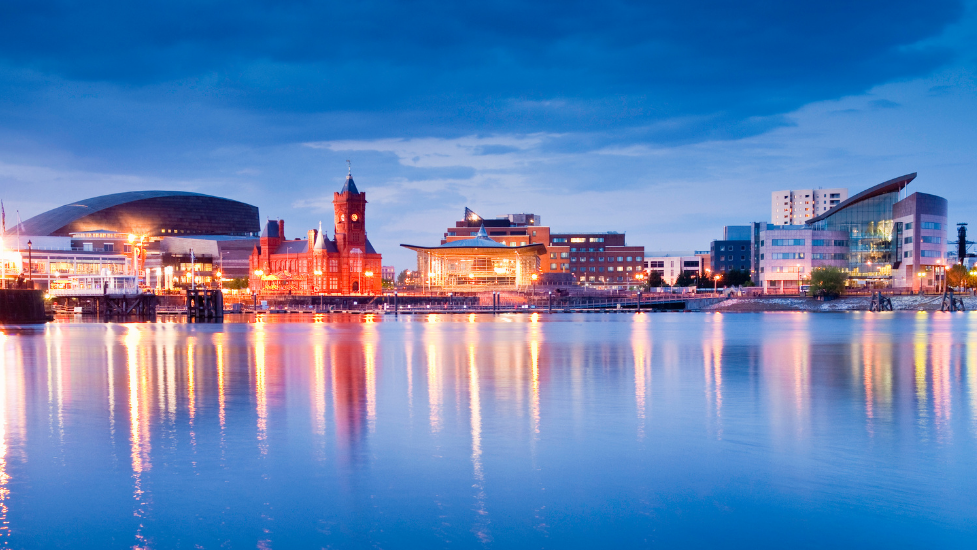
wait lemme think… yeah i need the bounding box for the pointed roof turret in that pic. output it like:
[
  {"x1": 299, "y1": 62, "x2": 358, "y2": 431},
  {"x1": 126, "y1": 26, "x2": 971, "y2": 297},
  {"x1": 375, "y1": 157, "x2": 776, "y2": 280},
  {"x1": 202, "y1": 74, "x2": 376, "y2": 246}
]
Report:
[
  {"x1": 342, "y1": 161, "x2": 359, "y2": 194},
  {"x1": 313, "y1": 221, "x2": 327, "y2": 250}
]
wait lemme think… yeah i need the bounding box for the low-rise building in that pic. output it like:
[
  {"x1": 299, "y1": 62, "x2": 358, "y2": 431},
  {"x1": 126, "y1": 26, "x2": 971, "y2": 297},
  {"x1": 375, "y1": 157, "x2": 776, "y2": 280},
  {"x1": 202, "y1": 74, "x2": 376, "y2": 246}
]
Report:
[
  {"x1": 757, "y1": 226, "x2": 848, "y2": 292},
  {"x1": 644, "y1": 252, "x2": 703, "y2": 285}
]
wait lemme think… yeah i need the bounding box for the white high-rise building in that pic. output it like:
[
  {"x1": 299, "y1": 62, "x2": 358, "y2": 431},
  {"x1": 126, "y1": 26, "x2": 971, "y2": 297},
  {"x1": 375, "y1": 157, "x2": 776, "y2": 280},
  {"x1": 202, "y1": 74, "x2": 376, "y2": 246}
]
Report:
[{"x1": 771, "y1": 188, "x2": 848, "y2": 225}]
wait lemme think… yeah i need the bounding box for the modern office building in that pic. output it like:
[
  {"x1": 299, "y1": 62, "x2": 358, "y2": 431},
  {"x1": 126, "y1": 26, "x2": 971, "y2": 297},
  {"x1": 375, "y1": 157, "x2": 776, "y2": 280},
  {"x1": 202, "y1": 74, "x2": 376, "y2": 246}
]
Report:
[
  {"x1": 890, "y1": 192, "x2": 949, "y2": 290},
  {"x1": 710, "y1": 226, "x2": 753, "y2": 274},
  {"x1": 756, "y1": 226, "x2": 849, "y2": 292},
  {"x1": 402, "y1": 226, "x2": 545, "y2": 290},
  {"x1": 755, "y1": 172, "x2": 948, "y2": 292},
  {"x1": 804, "y1": 172, "x2": 947, "y2": 289},
  {"x1": 644, "y1": 252, "x2": 703, "y2": 285},
  {"x1": 248, "y1": 171, "x2": 383, "y2": 295},
  {"x1": 771, "y1": 188, "x2": 848, "y2": 225}
]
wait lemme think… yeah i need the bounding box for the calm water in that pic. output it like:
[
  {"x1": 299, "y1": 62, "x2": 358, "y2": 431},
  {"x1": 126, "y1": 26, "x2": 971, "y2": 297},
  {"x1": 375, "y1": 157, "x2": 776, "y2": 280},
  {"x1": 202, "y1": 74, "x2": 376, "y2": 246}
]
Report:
[{"x1": 0, "y1": 312, "x2": 976, "y2": 548}]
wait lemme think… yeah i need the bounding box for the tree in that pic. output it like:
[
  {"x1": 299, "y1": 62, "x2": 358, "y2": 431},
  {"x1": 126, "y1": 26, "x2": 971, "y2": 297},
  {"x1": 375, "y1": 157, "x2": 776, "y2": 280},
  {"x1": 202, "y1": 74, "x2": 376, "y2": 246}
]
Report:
[
  {"x1": 224, "y1": 277, "x2": 249, "y2": 290},
  {"x1": 807, "y1": 267, "x2": 847, "y2": 297},
  {"x1": 947, "y1": 264, "x2": 970, "y2": 289},
  {"x1": 645, "y1": 270, "x2": 664, "y2": 288},
  {"x1": 722, "y1": 269, "x2": 752, "y2": 287},
  {"x1": 396, "y1": 269, "x2": 411, "y2": 285},
  {"x1": 674, "y1": 271, "x2": 696, "y2": 287}
]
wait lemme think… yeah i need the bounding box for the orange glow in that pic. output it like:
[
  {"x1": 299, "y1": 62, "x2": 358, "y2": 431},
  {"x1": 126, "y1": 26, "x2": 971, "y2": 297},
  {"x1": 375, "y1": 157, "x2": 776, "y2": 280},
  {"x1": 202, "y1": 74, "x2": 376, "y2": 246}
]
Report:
[
  {"x1": 255, "y1": 329, "x2": 267, "y2": 455},
  {"x1": 427, "y1": 342, "x2": 441, "y2": 433}
]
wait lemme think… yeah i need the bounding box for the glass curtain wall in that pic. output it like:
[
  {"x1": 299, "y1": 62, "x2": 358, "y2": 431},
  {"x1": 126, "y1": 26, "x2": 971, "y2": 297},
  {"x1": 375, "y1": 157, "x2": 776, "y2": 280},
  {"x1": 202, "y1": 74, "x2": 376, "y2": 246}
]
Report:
[{"x1": 809, "y1": 192, "x2": 899, "y2": 280}]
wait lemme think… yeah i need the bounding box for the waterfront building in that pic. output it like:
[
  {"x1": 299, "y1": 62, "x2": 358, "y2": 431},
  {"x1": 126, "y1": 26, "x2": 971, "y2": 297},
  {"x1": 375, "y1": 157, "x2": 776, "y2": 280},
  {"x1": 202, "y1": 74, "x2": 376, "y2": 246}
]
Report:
[
  {"x1": 757, "y1": 226, "x2": 849, "y2": 292},
  {"x1": 771, "y1": 187, "x2": 848, "y2": 225},
  {"x1": 710, "y1": 226, "x2": 752, "y2": 274},
  {"x1": 805, "y1": 173, "x2": 947, "y2": 290},
  {"x1": 381, "y1": 265, "x2": 395, "y2": 282},
  {"x1": 889, "y1": 192, "x2": 949, "y2": 290},
  {"x1": 0, "y1": 234, "x2": 129, "y2": 290},
  {"x1": 754, "y1": 173, "x2": 948, "y2": 292},
  {"x1": 644, "y1": 252, "x2": 703, "y2": 285},
  {"x1": 442, "y1": 207, "x2": 645, "y2": 288},
  {"x1": 402, "y1": 226, "x2": 545, "y2": 290},
  {"x1": 15, "y1": 190, "x2": 259, "y2": 237},
  {"x1": 248, "y1": 171, "x2": 382, "y2": 295}
]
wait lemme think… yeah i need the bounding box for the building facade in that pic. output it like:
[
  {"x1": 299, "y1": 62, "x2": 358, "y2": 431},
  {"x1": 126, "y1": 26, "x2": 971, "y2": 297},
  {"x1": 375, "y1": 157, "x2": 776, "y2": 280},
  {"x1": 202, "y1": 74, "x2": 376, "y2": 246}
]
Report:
[
  {"x1": 248, "y1": 172, "x2": 382, "y2": 295},
  {"x1": 403, "y1": 226, "x2": 545, "y2": 290},
  {"x1": 890, "y1": 192, "x2": 949, "y2": 290},
  {"x1": 757, "y1": 226, "x2": 849, "y2": 292},
  {"x1": 644, "y1": 252, "x2": 703, "y2": 285},
  {"x1": 771, "y1": 188, "x2": 848, "y2": 226},
  {"x1": 441, "y1": 207, "x2": 645, "y2": 288}
]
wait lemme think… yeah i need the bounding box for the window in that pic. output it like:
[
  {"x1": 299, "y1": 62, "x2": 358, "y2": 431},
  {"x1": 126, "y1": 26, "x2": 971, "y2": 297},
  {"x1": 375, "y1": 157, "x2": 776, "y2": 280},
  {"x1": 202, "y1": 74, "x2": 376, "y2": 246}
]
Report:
[
  {"x1": 921, "y1": 250, "x2": 940, "y2": 257},
  {"x1": 570, "y1": 248, "x2": 577, "y2": 252},
  {"x1": 329, "y1": 278, "x2": 338, "y2": 290},
  {"x1": 561, "y1": 263, "x2": 569, "y2": 269},
  {"x1": 560, "y1": 252, "x2": 569, "y2": 259},
  {"x1": 590, "y1": 267, "x2": 596, "y2": 272},
  {"x1": 771, "y1": 239, "x2": 805, "y2": 246},
  {"x1": 598, "y1": 267, "x2": 604, "y2": 272},
  {"x1": 571, "y1": 267, "x2": 577, "y2": 272},
  {"x1": 329, "y1": 259, "x2": 339, "y2": 272},
  {"x1": 103, "y1": 243, "x2": 114, "y2": 252},
  {"x1": 550, "y1": 253, "x2": 556, "y2": 259},
  {"x1": 921, "y1": 222, "x2": 941, "y2": 230},
  {"x1": 598, "y1": 257, "x2": 604, "y2": 262},
  {"x1": 626, "y1": 256, "x2": 633, "y2": 262},
  {"x1": 812, "y1": 240, "x2": 826, "y2": 246},
  {"x1": 617, "y1": 256, "x2": 624, "y2": 262},
  {"x1": 719, "y1": 246, "x2": 725, "y2": 251},
  {"x1": 771, "y1": 253, "x2": 804, "y2": 260},
  {"x1": 834, "y1": 240, "x2": 847, "y2": 247},
  {"x1": 570, "y1": 257, "x2": 577, "y2": 262},
  {"x1": 719, "y1": 256, "x2": 725, "y2": 261},
  {"x1": 532, "y1": 231, "x2": 537, "y2": 237},
  {"x1": 740, "y1": 246, "x2": 746, "y2": 251},
  {"x1": 618, "y1": 267, "x2": 624, "y2": 272},
  {"x1": 570, "y1": 238, "x2": 586, "y2": 243},
  {"x1": 626, "y1": 266, "x2": 633, "y2": 271},
  {"x1": 684, "y1": 261, "x2": 699, "y2": 267},
  {"x1": 553, "y1": 238, "x2": 567, "y2": 243},
  {"x1": 760, "y1": 254, "x2": 764, "y2": 260},
  {"x1": 904, "y1": 223, "x2": 912, "y2": 230},
  {"x1": 589, "y1": 237, "x2": 604, "y2": 242},
  {"x1": 520, "y1": 241, "x2": 527, "y2": 246},
  {"x1": 811, "y1": 253, "x2": 846, "y2": 260},
  {"x1": 904, "y1": 237, "x2": 913, "y2": 244},
  {"x1": 921, "y1": 236, "x2": 941, "y2": 244},
  {"x1": 550, "y1": 263, "x2": 557, "y2": 269},
  {"x1": 83, "y1": 243, "x2": 93, "y2": 251},
  {"x1": 648, "y1": 261, "x2": 664, "y2": 268}
]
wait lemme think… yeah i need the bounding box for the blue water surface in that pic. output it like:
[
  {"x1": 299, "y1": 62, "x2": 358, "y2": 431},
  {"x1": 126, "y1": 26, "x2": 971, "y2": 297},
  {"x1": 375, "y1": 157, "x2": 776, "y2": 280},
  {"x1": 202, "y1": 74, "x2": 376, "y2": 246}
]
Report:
[{"x1": 1, "y1": 312, "x2": 975, "y2": 548}]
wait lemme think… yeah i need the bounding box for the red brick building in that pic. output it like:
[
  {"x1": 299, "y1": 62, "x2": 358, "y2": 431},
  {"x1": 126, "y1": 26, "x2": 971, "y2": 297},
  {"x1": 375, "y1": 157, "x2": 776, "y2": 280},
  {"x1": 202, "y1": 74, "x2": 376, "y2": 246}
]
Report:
[{"x1": 248, "y1": 172, "x2": 382, "y2": 295}]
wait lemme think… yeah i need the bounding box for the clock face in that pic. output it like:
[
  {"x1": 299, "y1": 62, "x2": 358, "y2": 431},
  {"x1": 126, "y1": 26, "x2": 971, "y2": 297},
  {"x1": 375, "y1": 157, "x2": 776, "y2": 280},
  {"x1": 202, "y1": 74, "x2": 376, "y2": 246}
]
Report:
[{"x1": 351, "y1": 213, "x2": 359, "y2": 222}]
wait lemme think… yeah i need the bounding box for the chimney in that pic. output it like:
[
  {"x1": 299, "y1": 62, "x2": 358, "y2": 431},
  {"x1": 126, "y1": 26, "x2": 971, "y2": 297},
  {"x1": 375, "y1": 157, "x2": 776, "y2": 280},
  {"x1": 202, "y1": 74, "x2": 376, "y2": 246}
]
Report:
[
  {"x1": 308, "y1": 229, "x2": 317, "y2": 244},
  {"x1": 278, "y1": 220, "x2": 285, "y2": 240}
]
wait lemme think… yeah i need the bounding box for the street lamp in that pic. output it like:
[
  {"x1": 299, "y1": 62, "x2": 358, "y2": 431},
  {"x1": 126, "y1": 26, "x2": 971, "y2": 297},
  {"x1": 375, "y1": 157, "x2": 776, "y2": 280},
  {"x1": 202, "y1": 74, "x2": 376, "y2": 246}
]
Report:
[
  {"x1": 27, "y1": 240, "x2": 32, "y2": 284},
  {"x1": 531, "y1": 272, "x2": 538, "y2": 297},
  {"x1": 918, "y1": 271, "x2": 925, "y2": 294},
  {"x1": 364, "y1": 270, "x2": 374, "y2": 295},
  {"x1": 713, "y1": 274, "x2": 721, "y2": 295},
  {"x1": 797, "y1": 263, "x2": 802, "y2": 295}
]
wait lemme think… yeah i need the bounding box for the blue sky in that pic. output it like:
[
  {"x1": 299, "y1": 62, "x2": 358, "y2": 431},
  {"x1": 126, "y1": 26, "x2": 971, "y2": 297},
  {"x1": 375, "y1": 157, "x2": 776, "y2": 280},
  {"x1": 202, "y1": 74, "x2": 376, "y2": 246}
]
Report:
[{"x1": 1, "y1": 0, "x2": 975, "y2": 269}]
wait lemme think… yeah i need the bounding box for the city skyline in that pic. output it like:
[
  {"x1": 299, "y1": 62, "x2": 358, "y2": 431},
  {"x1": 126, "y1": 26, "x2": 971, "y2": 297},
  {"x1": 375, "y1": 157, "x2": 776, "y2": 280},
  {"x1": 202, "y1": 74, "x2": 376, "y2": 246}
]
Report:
[{"x1": 1, "y1": 1, "x2": 975, "y2": 270}]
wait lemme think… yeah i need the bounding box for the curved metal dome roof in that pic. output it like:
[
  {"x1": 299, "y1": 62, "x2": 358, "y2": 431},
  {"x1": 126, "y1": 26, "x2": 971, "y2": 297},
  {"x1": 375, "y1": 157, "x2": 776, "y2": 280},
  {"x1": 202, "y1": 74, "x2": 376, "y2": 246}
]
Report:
[{"x1": 16, "y1": 190, "x2": 260, "y2": 237}]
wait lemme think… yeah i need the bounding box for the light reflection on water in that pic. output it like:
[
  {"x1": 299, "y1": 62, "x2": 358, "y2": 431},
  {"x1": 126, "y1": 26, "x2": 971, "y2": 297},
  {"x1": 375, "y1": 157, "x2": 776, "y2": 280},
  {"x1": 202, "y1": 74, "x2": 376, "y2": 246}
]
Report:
[{"x1": 0, "y1": 313, "x2": 976, "y2": 547}]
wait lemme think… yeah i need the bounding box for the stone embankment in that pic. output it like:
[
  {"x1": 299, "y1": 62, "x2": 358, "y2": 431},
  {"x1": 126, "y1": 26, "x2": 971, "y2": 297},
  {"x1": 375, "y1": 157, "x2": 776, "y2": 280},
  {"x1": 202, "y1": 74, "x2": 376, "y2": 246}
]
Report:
[{"x1": 704, "y1": 294, "x2": 977, "y2": 312}]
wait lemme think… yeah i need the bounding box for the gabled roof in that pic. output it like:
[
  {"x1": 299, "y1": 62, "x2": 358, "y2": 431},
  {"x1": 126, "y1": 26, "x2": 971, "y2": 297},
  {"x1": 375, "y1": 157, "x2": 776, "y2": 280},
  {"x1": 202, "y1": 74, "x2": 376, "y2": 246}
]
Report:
[
  {"x1": 275, "y1": 241, "x2": 309, "y2": 255},
  {"x1": 806, "y1": 173, "x2": 916, "y2": 225}
]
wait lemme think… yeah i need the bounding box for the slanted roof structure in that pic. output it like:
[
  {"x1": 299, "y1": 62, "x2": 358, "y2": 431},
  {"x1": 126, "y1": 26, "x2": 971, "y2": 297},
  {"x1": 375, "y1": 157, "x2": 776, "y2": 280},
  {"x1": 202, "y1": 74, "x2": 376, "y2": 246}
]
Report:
[{"x1": 806, "y1": 173, "x2": 916, "y2": 225}]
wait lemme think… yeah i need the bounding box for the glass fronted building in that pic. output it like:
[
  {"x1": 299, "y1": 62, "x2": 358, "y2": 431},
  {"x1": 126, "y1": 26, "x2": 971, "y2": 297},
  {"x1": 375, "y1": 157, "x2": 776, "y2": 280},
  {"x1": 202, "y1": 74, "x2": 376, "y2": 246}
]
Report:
[{"x1": 806, "y1": 173, "x2": 916, "y2": 283}]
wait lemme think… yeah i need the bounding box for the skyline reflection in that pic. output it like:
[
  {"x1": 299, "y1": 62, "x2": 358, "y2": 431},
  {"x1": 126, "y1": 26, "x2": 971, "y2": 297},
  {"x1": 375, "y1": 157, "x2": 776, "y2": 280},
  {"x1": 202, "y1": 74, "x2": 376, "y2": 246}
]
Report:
[{"x1": 0, "y1": 313, "x2": 976, "y2": 547}]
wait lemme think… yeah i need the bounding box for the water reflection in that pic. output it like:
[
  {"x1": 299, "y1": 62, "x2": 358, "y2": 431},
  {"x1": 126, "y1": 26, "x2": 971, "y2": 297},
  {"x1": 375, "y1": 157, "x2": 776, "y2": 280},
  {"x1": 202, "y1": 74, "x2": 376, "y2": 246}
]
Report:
[{"x1": 0, "y1": 314, "x2": 975, "y2": 547}]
